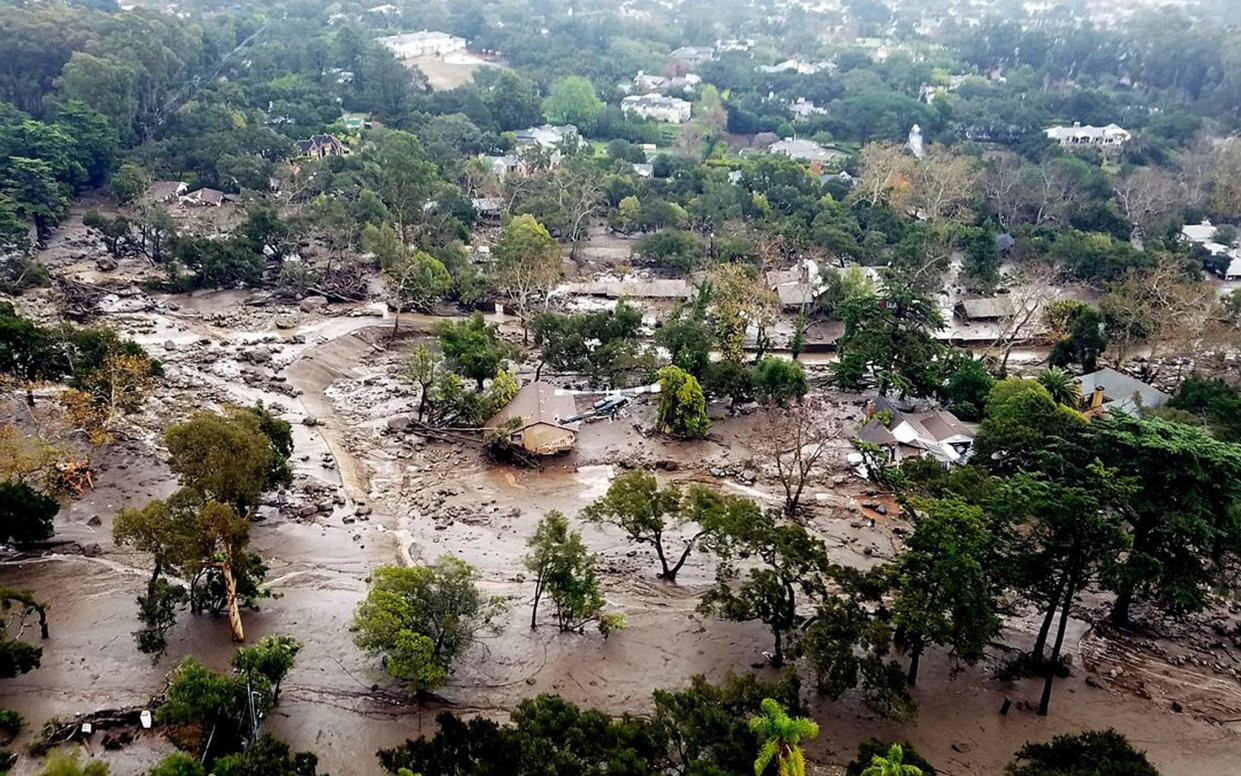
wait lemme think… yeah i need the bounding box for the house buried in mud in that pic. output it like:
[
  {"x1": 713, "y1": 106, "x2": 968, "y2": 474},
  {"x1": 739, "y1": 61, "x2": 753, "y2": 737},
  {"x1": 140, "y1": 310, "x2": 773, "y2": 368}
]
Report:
[{"x1": 487, "y1": 381, "x2": 580, "y2": 455}]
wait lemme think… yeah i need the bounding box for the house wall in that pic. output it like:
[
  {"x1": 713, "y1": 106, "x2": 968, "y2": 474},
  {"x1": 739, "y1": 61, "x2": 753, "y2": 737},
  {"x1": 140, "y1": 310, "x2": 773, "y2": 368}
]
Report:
[{"x1": 519, "y1": 423, "x2": 576, "y2": 455}]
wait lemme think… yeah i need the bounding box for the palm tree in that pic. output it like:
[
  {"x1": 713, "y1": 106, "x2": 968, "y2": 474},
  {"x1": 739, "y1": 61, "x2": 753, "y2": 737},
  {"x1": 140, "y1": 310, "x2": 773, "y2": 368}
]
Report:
[
  {"x1": 1037, "y1": 366, "x2": 1079, "y2": 407},
  {"x1": 861, "y1": 743, "x2": 923, "y2": 776},
  {"x1": 749, "y1": 698, "x2": 820, "y2": 776}
]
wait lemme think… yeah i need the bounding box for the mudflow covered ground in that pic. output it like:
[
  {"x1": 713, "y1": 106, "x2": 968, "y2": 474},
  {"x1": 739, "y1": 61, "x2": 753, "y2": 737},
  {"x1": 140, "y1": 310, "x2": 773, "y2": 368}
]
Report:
[{"x1": 3, "y1": 210, "x2": 1241, "y2": 775}]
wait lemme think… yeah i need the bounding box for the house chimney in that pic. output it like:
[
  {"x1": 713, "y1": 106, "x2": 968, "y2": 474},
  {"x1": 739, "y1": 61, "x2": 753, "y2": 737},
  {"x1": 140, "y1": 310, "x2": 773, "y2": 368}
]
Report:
[{"x1": 1090, "y1": 385, "x2": 1105, "y2": 410}]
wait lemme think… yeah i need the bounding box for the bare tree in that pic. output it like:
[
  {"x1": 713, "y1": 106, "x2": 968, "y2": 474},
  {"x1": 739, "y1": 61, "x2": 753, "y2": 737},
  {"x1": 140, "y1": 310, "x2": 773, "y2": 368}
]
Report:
[
  {"x1": 1100, "y1": 256, "x2": 1216, "y2": 365},
  {"x1": 983, "y1": 154, "x2": 1029, "y2": 231},
  {"x1": 984, "y1": 261, "x2": 1063, "y2": 372},
  {"x1": 853, "y1": 141, "x2": 916, "y2": 208},
  {"x1": 1112, "y1": 168, "x2": 1179, "y2": 240},
  {"x1": 753, "y1": 399, "x2": 844, "y2": 517},
  {"x1": 914, "y1": 146, "x2": 981, "y2": 224}
]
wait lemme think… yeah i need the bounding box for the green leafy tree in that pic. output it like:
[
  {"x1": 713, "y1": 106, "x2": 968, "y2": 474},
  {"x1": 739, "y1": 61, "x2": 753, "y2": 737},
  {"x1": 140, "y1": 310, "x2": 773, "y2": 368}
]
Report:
[
  {"x1": 493, "y1": 214, "x2": 562, "y2": 343},
  {"x1": 148, "y1": 752, "x2": 206, "y2": 776},
  {"x1": 656, "y1": 366, "x2": 710, "y2": 439},
  {"x1": 582, "y1": 471, "x2": 716, "y2": 582},
  {"x1": 532, "y1": 303, "x2": 649, "y2": 387},
  {"x1": 82, "y1": 210, "x2": 133, "y2": 258},
  {"x1": 797, "y1": 567, "x2": 915, "y2": 720},
  {"x1": 524, "y1": 511, "x2": 603, "y2": 630},
  {"x1": 749, "y1": 698, "x2": 819, "y2": 776},
  {"x1": 1090, "y1": 416, "x2": 1241, "y2": 625},
  {"x1": 542, "y1": 76, "x2": 603, "y2": 128},
  {"x1": 367, "y1": 130, "x2": 438, "y2": 244},
  {"x1": 1168, "y1": 376, "x2": 1241, "y2": 443},
  {"x1": 634, "y1": 230, "x2": 703, "y2": 273},
  {"x1": 833, "y1": 277, "x2": 946, "y2": 398},
  {"x1": 699, "y1": 493, "x2": 827, "y2": 667},
  {"x1": 890, "y1": 499, "x2": 1001, "y2": 686},
  {"x1": 1035, "y1": 367, "x2": 1079, "y2": 407},
  {"x1": 0, "y1": 479, "x2": 58, "y2": 544},
  {"x1": 752, "y1": 357, "x2": 807, "y2": 405},
  {"x1": 383, "y1": 250, "x2": 452, "y2": 330},
  {"x1": 39, "y1": 748, "x2": 108, "y2": 776},
  {"x1": 353, "y1": 559, "x2": 504, "y2": 694},
  {"x1": 656, "y1": 316, "x2": 712, "y2": 378},
  {"x1": 1005, "y1": 729, "x2": 1160, "y2": 776},
  {"x1": 0, "y1": 587, "x2": 48, "y2": 678},
  {"x1": 859, "y1": 744, "x2": 924, "y2": 776},
  {"x1": 231, "y1": 635, "x2": 302, "y2": 700},
  {"x1": 1048, "y1": 306, "x2": 1107, "y2": 373},
  {"x1": 110, "y1": 163, "x2": 148, "y2": 206},
  {"x1": 405, "y1": 345, "x2": 446, "y2": 422},
  {"x1": 939, "y1": 358, "x2": 995, "y2": 422},
  {"x1": 435, "y1": 313, "x2": 520, "y2": 390}
]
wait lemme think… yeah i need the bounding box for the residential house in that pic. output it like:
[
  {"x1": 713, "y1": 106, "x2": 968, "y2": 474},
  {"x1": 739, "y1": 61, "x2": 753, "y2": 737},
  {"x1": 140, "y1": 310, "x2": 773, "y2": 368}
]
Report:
[
  {"x1": 295, "y1": 134, "x2": 349, "y2": 159},
  {"x1": 768, "y1": 138, "x2": 845, "y2": 165},
  {"x1": 620, "y1": 94, "x2": 692, "y2": 124},
  {"x1": 339, "y1": 112, "x2": 372, "y2": 130},
  {"x1": 558, "y1": 278, "x2": 693, "y2": 300},
  {"x1": 482, "y1": 153, "x2": 526, "y2": 179},
  {"x1": 954, "y1": 296, "x2": 1016, "y2": 322},
  {"x1": 146, "y1": 181, "x2": 188, "y2": 204},
  {"x1": 857, "y1": 396, "x2": 978, "y2": 466},
  {"x1": 181, "y1": 188, "x2": 224, "y2": 207},
  {"x1": 767, "y1": 259, "x2": 826, "y2": 310},
  {"x1": 716, "y1": 38, "x2": 754, "y2": 52},
  {"x1": 632, "y1": 163, "x2": 654, "y2": 178},
  {"x1": 487, "y1": 381, "x2": 580, "y2": 455},
  {"x1": 669, "y1": 46, "x2": 715, "y2": 65},
  {"x1": 471, "y1": 197, "x2": 502, "y2": 221},
  {"x1": 756, "y1": 59, "x2": 834, "y2": 75},
  {"x1": 631, "y1": 71, "x2": 701, "y2": 94},
  {"x1": 513, "y1": 124, "x2": 579, "y2": 149},
  {"x1": 1045, "y1": 122, "x2": 1132, "y2": 149},
  {"x1": 1181, "y1": 220, "x2": 1241, "y2": 280},
  {"x1": 788, "y1": 98, "x2": 827, "y2": 120},
  {"x1": 1075, "y1": 367, "x2": 1169, "y2": 418},
  {"x1": 376, "y1": 30, "x2": 467, "y2": 59}
]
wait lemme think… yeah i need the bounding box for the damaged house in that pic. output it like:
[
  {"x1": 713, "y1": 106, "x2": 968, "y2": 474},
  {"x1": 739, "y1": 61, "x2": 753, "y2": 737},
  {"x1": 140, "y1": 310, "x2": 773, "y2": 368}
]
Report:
[
  {"x1": 487, "y1": 381, "x2": 580, "y2": 455},
  {"x1": 856, "y1": 396, "x2": 977, "y2": 466}
]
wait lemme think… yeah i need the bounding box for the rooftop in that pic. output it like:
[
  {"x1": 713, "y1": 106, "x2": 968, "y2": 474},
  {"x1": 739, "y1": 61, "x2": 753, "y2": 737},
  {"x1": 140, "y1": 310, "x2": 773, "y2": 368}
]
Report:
[
  {"x1": 1077, "y1": 367, "x2": 1169, "y2": 417},
  {"x1": 488, "y1": 381, "x2": 578, "y2": 432}
]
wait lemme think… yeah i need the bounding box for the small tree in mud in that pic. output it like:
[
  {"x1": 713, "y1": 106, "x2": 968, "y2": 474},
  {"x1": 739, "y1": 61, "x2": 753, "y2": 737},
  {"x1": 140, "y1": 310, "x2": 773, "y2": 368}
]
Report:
[
  {"x1": 383, "y1": 250, "x2": 451, "y2": 331},
  {"x1": 353, "y1": 558, "x2": 504, "y2": 694},
  {"x1": 435, "y1": 313, "x2": 521, "y2": 391},
  {"x1": 404, "y1": 345, "x2": 445, "y2": 422},
  {"x1": 753, "y1": 398, "x2": 842, "y2": 517},
  {"x1": 0, "y1": 587, "x2": 49, "y2": 679},
  {"x1": 698, "y1": 493, "x2": 828, "y2": 668},
  {"x1": 655, "y1": 366, "x2": 710, "y2": 439},
  {"x1": 114, "y1": 407, "x2": 290, "y2": 653},
  {"x1": 493, "y1": 214, "x2": 562, "y2": 343},
  {"x1": 582, "y1": 471, "x2": 717, "y2": 583},
  {"x1": 525, "y1": 511, "x2": 590, "y2": 628}
]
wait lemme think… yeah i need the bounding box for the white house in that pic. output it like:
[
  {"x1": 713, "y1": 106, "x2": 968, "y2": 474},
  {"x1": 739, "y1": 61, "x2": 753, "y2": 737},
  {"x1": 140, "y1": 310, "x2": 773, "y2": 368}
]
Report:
[
  {"x1": 768, "y1": 138, "x2": 845, "y2": 164},
  {"x1": 621, "y1": 94, "x2": 692, "y2": 124},
  {"x1": 788, "y1": 98, "x2": 827, "y2": 120},
  {"x1": 376, "y1": 31, "x2": 467, "y2": 59},
  {"x1": 756, "y1": 59, "x2": 834, "y2": 75},
  {"x1": 1181, "y1": 220, "x2": 1241, "y2": 280},
  {"x1": 856, "y1": 396, "x2": 977, "y2": 466},
  {"x1": 1045, "y1": 122, "x2": 1131, "y2": 148},
  {"x1": 513, "y1": 124, "x2": 579, "y2": 150}
]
